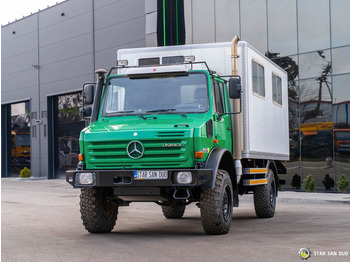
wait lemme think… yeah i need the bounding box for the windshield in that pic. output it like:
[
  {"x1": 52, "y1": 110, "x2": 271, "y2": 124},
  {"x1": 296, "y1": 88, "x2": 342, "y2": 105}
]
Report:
[{"x1": 102, "y1": 73, "x2": 209, "y2": 116}]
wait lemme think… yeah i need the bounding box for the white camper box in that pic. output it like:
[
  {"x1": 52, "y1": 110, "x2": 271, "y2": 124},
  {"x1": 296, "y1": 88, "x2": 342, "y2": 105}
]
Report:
[{"x1": 117, "y1": 41, "x2": 289, "y2": 161}]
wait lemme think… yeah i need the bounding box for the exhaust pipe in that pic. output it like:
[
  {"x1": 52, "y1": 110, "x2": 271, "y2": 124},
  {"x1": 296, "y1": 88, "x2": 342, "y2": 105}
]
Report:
[{"x1": 231, "y1": 36, "x2": 243, "y2": 182}]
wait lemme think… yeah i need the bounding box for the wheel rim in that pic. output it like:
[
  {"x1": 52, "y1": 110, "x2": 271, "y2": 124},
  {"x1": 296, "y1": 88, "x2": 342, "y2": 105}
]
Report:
[
  {"x1": 103, "y1": 197, "x2": 116, "y2": 220},
  {"x1": 222, "y1": 185, "x2": 232, "y2": 222}
]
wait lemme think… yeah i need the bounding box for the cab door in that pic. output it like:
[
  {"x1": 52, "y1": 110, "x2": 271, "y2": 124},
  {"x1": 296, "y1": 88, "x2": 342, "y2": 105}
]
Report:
[{"x1": 212, "y1": 78, "x2": 232, "y2": 152}]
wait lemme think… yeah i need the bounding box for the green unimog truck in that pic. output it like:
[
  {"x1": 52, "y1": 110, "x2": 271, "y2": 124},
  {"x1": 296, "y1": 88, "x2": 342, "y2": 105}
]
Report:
[{"x1": 66, "y1": 37, "x2": 289, "y2": 235}]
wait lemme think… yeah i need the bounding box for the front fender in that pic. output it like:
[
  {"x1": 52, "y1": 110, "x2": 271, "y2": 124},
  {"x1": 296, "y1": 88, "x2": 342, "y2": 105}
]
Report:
[{"x1": 202, "y1": 148, "x2": 236, "y2": 189}]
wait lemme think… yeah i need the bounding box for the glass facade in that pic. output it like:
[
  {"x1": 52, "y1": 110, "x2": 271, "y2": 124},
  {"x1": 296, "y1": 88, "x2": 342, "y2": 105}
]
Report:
[
  {"x1": 53, "y1": 93, "x2": 85, "y2": 178},
  {"x1": 8, "y1": 102, "x2": 31, "y2": 177},
  {"x1": 228, "y1": 0, "x2": 350, "y2": 190}
]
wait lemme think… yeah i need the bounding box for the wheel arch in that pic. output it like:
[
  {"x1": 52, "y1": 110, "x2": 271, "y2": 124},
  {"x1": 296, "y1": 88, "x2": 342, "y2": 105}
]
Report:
[{"x1": 203, "y1": 148, "x2": 239, "y2": 206}]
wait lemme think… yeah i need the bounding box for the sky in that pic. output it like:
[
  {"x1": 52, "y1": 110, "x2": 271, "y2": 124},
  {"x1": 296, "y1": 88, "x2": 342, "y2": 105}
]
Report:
[{"x1": 1, "y1": 0, "x2": 65, "y2": 26}]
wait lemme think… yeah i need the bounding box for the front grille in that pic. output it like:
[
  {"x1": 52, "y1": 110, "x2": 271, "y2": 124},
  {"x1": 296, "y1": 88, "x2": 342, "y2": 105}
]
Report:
[
  {"x1": 156, "y1": 131, "x2": 186, "y2": 137},
  {"x1": 86, "y1": 136, "x2": 191, "y2": 169}
]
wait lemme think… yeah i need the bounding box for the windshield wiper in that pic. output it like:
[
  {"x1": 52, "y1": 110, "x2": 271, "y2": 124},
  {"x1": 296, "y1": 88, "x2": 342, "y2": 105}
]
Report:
[
  {"x1": 146, "y1": 109, "x2": 187, "y2": 118},
  {"x1": 146, "y1": 109, "x2": 176, "y2": 113},
  {"x1": 138, "y1": 115, "x2": 157, "y2": 120},
  {"x1": 115, "y1": 110, "x2": 135, "y2": 114}
]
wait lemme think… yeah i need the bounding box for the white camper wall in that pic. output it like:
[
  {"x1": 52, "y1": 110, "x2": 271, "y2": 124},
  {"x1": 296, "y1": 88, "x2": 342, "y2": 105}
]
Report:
[{"x1": 239, "y1": 42, "x2": 289, "y2": 160}]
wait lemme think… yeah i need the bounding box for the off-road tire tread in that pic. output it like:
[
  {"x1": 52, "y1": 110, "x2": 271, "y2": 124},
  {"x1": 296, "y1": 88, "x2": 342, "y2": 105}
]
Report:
[
  {"x1": 254, "y1": 172, "x2": 276, "y2": 218},
  {"x1": 161, "y1": 205, "x2": 186, "y2": 219},
  {"x1": 200, "y1": 169, "x2": 233, "y2": 235},
  {"x1": 80, "y1": 187, "x2": 118, "y2": 233}
]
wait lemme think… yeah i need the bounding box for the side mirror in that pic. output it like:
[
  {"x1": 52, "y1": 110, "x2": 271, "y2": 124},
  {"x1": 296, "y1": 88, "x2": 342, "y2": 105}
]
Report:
[
  {"x1": 229, "y1": 78, "x2": 241, "y2": 99},
  {"x1": 83, "y1": 84, "x2": 95, "y2": 105},
  {"x1": 80, "y1": 107, "x2": 92, "y2": 117}
]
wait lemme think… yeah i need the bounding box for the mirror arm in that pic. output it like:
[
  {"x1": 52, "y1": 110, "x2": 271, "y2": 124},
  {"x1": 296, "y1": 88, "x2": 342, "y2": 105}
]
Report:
[{"x1": 221, "y1": 97, "x2": 242, "y2": 115}]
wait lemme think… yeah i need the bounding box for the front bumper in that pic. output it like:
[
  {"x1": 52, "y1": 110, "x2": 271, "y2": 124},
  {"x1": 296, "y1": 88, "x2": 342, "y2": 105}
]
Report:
[{"x1": 66, "y1": 169, "x2": 213, "y2": 188}]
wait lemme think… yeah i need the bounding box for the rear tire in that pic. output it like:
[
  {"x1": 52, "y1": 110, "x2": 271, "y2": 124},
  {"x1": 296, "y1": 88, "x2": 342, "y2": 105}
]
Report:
[
  {"x1": 254, "y1": 170, "x2": 276, "y2": 218},
  {"x1": 80, "y1": 187, "x2": 119, "y2": 233},
  {"x1": 161, "y1": 204, "x2": 186, "y2": 219},
  {"x1": 200, "y1": 169, "x2": 233, "y2": 235}
]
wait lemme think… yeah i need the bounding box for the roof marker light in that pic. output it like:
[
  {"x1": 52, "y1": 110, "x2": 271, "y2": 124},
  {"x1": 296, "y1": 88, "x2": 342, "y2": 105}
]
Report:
[
  {"x1": 117, "y1": 60, "x2": 128, "y2": 66},
  {"x1": 184, "y1": 55, "x2": 195, "y2": 62}
]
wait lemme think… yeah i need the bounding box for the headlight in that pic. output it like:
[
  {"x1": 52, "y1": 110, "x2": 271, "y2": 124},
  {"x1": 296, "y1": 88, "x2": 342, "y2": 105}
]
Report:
[
  {"x1": 174, "y1": 172, "x2": 192, "y2": 184},
  {"x1": 77, "y1": 172, "x2": 95, "y2": 185}
]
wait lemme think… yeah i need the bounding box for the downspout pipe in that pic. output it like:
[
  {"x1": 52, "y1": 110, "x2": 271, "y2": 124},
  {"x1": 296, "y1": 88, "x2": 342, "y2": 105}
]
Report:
[{"x1": 231, "y1": 36, "x2": 243, "y2": 183}]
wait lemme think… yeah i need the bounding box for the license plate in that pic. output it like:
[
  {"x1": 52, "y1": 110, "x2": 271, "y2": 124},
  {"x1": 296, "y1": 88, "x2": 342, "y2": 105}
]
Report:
[{"x1": 133, "y1": 170, "x2": 168, "y2": 180}]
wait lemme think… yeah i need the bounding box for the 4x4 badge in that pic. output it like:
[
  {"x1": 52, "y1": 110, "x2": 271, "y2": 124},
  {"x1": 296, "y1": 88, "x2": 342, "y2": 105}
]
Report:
[{"x1": 127, "y1": 141, "x2": 144, "y2": 159}]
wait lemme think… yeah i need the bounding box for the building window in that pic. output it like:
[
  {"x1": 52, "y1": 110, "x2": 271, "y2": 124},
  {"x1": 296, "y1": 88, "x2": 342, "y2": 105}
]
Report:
[
  {"x1": 252, "y1": 60, "x2": 265, "y2": 97},
  {"x1": 272, "y1": 73, "x2": 282, "y2": 105}
]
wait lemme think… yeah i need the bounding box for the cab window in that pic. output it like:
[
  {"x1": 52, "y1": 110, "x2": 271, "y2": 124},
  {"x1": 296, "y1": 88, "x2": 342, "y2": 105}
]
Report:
[{"x1": 213, "y1": 80, "x2": 225, "y2": 114}]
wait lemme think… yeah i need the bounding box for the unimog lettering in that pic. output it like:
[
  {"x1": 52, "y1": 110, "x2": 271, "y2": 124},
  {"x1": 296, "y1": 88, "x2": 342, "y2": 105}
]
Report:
[{"x1": 162, "y1": 143, "x2": 185, "y2": 147}]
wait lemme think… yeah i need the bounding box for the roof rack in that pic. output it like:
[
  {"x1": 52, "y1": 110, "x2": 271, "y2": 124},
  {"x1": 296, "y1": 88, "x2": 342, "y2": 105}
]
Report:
[{"x1": 107, "y1": 61, "x2": 214, "y2": 77}]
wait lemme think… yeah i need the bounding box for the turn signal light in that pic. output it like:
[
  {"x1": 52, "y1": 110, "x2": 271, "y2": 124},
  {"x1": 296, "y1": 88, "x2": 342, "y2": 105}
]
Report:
[
  {"x1": 195, "y1": 151, "x2": 204, "y2": 159},
  {"x1": 79, "y1": 154, "x2": 84, "y2": 161}
]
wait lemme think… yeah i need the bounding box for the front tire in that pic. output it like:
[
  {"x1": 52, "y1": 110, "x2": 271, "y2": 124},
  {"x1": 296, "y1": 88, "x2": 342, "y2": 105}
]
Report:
[
  {"x1": 254, "y1": 170, "x2": 277, "y2": 218},
  {"x1": 200, "y1": 169, "x2": 233, "y2": 235},
  {"x1": 80, "y1": 187, "x2": 119, "y2": 233}
]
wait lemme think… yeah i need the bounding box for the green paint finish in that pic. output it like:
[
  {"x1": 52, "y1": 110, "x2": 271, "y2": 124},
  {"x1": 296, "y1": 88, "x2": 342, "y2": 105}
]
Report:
[{"x1": 163, "y1": 0, "x2": 166, "y2": 46}]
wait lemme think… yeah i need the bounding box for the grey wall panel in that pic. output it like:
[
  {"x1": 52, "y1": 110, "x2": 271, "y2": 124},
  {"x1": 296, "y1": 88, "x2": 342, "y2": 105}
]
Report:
[
  {"x1": 240, "y1": 0, "x2": 267, "y2": 53},
  {"x1": 1, "y1": 15, "x2": 38, "y2": 106},
  {"x1": 41, "y1": 76, "x2": 92, "y2": 103},
  {"x1": 39, "y1": 33, "x2": 92, "y2": 66},
  {"x1": 94, "y1": 0, "x2": 145, "y2": 31},
  {"x1": 215, "y1": 0, "x2": 240, "y2": 42},
  {"x1": 94, "y1": 0, "x2": 124, "y2": 9},
  {"x1": 1, "y1": 32, "x2": 37, "y2": 60},
  {"x1": 184, "y1": 0, "x2": 193, "y2": 44},
  {"x1": 2, "y1": 69, "x2": 37, "y2": 94},
  {"x1": 39, "y1": 55, "x2": 93, "y2": 85},
  {"x1": 1, "y1": 15, "x2": 37, "y2": 59},
  {"x1": 95, "y1": 17, "x2": 145, "y2": 51},
  {"x1": 39, "y1": 12, "x2": 92, "y2": 48},
  {"x1": 146, "y1": 33, "x2": 157, "y2": 47},
  {"x1": 145, "y1": 0, "x2": 157, "y2": 14},
  {"x1": 38, "y1": 0, "x2": 91, "y2": 29},
  {"x1": 94, "y1": 0, "x2": 146, "y2": 67},
  {"x1": 1, "y1": 50, "x2": 37, "y2": 77},
  {"x1": 95, "y1": 39, "x2": 145, "y2": 69},
  {"x1": 192, "y1": 0, "x2": 215, "y2": 44},
  {"x1": 1, "y1": 86, "x2": 37, "y2": 104},
  {"x1": 30, "y1": 157, "x2": 40, "y2": 177}
]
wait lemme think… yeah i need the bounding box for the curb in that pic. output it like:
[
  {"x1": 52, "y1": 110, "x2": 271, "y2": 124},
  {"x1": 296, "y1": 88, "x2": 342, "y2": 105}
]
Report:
[{"x1": 239, "y1": 193, "x2": 350, "y2": 205}]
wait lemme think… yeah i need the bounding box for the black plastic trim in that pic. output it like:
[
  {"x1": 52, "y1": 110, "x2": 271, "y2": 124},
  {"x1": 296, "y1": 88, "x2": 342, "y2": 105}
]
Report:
[{"x1": 66, "y1": 169, "x2": 212, "y2": 188}]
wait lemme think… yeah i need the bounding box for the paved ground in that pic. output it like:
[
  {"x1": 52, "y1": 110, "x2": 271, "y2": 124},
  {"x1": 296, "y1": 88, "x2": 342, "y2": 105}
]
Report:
[{"x1": 2, "y1": 178, "x2": 350, "y2": 262}]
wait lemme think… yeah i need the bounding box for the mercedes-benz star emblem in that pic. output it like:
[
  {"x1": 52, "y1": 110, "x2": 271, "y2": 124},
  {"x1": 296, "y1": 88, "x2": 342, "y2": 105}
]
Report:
[{"x1": 126, "y1": 141, "x2": 144, "y2": 159}]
